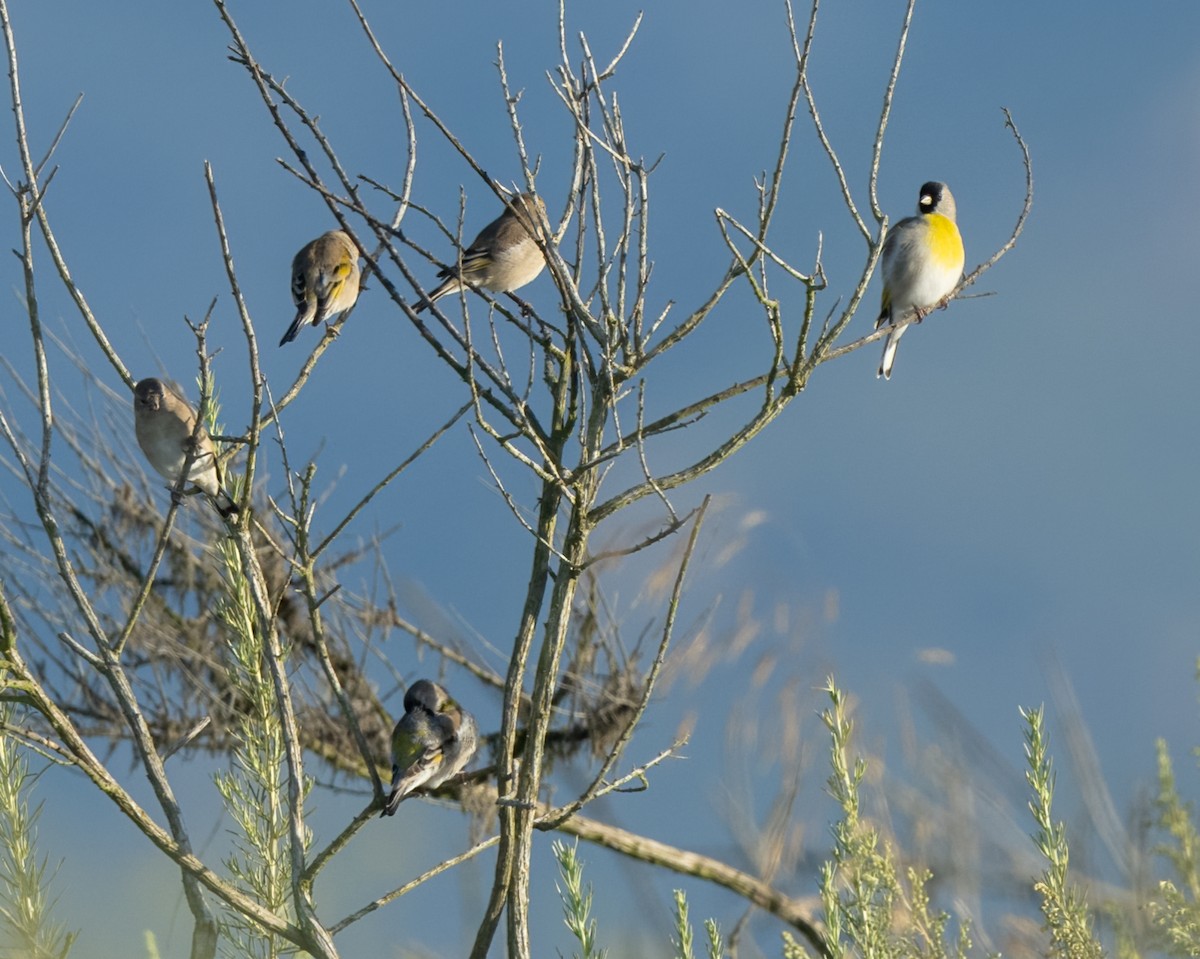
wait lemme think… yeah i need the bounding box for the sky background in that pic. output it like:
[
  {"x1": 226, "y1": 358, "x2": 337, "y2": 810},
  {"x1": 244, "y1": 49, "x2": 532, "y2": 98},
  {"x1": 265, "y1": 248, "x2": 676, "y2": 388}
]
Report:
[{"x1": 4, "y1": 0, "x2": 1200, "y2": 956}]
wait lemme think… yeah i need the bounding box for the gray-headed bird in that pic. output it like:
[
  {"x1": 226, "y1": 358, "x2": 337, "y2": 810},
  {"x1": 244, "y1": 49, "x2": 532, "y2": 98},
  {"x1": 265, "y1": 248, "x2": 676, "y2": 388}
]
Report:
[
  {"x1": 415, "y1": 193, "x2": 547, "y2": 313},
  {"x1": 875, "y1": 181, "x2": 965, "y2": 379},
  {"x1": 279, "y1": 230, "x2": 362, "y2": 346},
  {"x1": 381, "y1": 679, "x2": 478, "y2": 816},
  {"x1": 133, "y1": 378, "x2": 237, "y2": 517}
]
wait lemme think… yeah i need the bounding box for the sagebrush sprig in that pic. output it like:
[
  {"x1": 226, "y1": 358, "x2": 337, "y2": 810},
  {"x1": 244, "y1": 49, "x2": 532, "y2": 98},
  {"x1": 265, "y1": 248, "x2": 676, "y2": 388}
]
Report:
[
  {"x1": 553, "y1": 840, "x2": 606, "y2": 959},
  {"x1": 0, "y1": 704, "x2": 77, "y2": 959},
  {"x1": 1144, "y1": 736, "x2": 1200, "y2": 955},
  {"x1": 213, "y1": 538, "x2": 311, "y2": 959},
  {"x1": 1022, "y1": 705, "x2": 1104, "y2": 959}
]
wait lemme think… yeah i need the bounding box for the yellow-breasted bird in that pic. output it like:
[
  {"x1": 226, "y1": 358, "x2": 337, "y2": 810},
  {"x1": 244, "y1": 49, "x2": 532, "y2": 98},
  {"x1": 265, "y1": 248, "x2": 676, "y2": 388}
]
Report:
[
  {"x1": 875, "y1": 181, "x2": 965, "y2": 379},
  {"x1": 381, "y1": 679, "x2": 478, "y2": 816},
  {"x1": 279, "y1": 230, "x2": 362, "y2": 346}
]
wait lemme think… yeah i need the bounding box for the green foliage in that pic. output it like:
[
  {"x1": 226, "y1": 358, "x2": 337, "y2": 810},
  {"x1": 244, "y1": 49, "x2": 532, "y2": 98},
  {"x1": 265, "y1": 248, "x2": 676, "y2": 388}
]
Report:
[
  {"x1": 1144, "y1": 734, "x2": 1200, "y2": 955},
  {"x1": 782, "y1": 930, "x2": 810, "y2": 959},
  {"x1": 818, "y1": 679, "x2": 895, "y2": 958},
  {"x1": 812, "y1": 679, "x2": 982, "y2": 959},
  {"x1": 554, "y1": 839, "x2": 607, "y2": 959},
  {"x1": 670, "y1": 889, "x2": 726, "y2": 959},
  {"x1": 0, "y1": 704, "x2": 77, "y2": 959},
  {"x1": 703, "y1": 916, "x2": 726, "y2": 959},
  {"x1": 672, "y1": 889, "x2": 695, "y2": 959},
  {"x1": 1021, "y1": 705, "x2": 1104, "y2": 959},
  {"x1": 212, "y1": 542, "x2": 310, "y2": 959},
  {"x1": 551, "y1": 853, "x2": 731, "y2": 959},
  {"x1": 541, "y1": 675, "x2": 1200, "y2": 959}
]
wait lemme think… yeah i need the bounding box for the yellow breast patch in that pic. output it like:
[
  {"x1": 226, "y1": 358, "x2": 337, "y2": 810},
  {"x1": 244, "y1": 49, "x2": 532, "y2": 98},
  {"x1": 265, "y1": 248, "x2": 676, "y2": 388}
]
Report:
[{"x1": 924, "y1": 213, "x2": 965, "y2": 271}]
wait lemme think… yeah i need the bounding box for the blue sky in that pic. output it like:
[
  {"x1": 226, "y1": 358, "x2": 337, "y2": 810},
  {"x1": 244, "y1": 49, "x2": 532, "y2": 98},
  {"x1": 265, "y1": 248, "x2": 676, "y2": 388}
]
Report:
[{"x1": 6, "y1": 0, "x2": 1200, "y2": 956}]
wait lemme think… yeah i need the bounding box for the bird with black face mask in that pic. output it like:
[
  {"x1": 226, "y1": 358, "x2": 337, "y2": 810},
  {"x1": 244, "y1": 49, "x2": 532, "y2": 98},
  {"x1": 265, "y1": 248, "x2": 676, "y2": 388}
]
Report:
[{"x1": 875, "y1": 181, "x2": 965, "y2": 379}]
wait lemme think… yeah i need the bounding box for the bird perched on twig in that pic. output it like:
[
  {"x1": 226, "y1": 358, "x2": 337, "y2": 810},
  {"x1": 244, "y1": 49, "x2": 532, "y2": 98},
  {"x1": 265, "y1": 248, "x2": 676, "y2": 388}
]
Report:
[
  {"x1": 415, "y1": 193, "x2": 547, "y2": 314},
  {"x1": 875, "y1": 181, "x2": 965, "y2": 379},
  {"x1": 279, "y1": 230, "x2": 362, "y2": 346},
  {"x1": 381, "y1": 679, "x2": 478, "y2": 816},
  {"x1": 133, "y1": 377, "x2": 237, "y2": 517}
]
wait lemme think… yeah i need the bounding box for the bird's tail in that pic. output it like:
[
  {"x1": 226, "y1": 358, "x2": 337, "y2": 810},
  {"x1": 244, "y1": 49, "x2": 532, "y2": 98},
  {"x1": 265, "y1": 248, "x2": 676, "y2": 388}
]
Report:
[
  {"x1": 413, "y1": 275, "x2": 461, "y2": 315},
  {"x1": 877, "y1": 323, "x2": 907, "y2": 380},
  {"x1": 380, "y1": 783, "x2": 404, "y2": 817},
  {"x1": 278, "y1": 305, "x2": 313, "y2": 347},
  {"x1": 209, "y1": 488, "x2": 239, "y2": 519}
]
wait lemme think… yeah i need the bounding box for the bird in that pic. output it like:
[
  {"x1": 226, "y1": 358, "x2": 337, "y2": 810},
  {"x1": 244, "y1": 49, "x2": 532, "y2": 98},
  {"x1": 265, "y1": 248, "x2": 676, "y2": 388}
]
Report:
[
  {"x1": 381, "y1": 679, "x2": 478, "y2": 816},
  {"x1": 875, "y1": 181, "x2": 965, "y2": 379},
  {"x1": 415, "y1": 192, "x2": 547, "y2": 314},
  {"x1": 279, "y1": 230, "x2": 362, "y2": 346},
  {"x1": 133, "y1": 378, "x2": 237, "y2": 517}
]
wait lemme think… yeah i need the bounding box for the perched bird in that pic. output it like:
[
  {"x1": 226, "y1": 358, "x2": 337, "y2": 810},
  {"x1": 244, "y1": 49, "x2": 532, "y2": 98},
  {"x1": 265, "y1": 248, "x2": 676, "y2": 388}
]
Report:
[
  {"x1": 133, "y1": 378, "x2": 237, "y2": 517},
  {"x1": 875, "y1": 181, "x2": 965, "y2": 379},
  {"x1": 279, "y1": 230, "x2": 362, "y2": 346},
  {"x1": 415, "y1": 192, "x2": 547, "y2": 313},
  {"x1": 382, "y1": 679, "x2": 478, "y2": 816}
]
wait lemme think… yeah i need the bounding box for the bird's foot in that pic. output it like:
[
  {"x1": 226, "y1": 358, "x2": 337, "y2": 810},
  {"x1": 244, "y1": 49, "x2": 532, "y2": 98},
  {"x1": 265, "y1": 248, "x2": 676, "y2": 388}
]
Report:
[{"x1": 507, "y1": 292, "x2": 535, "y2": 317}]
